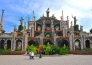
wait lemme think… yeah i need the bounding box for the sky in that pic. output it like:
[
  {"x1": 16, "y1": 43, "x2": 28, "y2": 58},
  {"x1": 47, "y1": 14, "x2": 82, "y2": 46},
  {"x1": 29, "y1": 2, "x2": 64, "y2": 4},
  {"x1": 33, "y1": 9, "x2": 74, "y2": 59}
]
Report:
[{"x1": 0, "y1": 0, "x2": 92, "y2": 33}]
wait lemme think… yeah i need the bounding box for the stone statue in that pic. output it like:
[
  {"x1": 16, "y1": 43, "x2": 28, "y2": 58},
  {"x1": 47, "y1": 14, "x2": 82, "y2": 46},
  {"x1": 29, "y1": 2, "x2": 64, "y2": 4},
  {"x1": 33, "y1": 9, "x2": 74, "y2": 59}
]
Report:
[
  {"x1": 24, "y1": 22, "x2": 26, "y2": 26},
  {"x1": 55, "y1": 26, "x2": 59, "y2": 30},
  {"x1": 75, "y1": 42, "x2": 79, "y2": 49},
  {"x1": 2, "y1": 9, "x2": 4, "y2": 14},
  {"x1": 72, "y1": 16, "x2": 77, "y2": 25},
  {"x1": 46, "y1": 8, "x2": 50, "y2": 17},
  {"x1": 14, "y1": 25, "x2": 17, "y2": 32},
  {"x1": 4, "y1": 41, "x2": 7, "y2": 50},
  {"x1": 23, "y1": 24, "x2": 26, "y2": 31},
  {"x1": 64, "y1": 44, "x2": 66, "y2": 48},
  {"x1": 47, "y1": 42, "x2": 50, "y2": 46},
  {"x1": 67, "y1": 16, "x2": 69, "y2": 20},
  {"x1": 80, "y1": 25, "x2": 83, "y2": 32},
  {"x1": 38, "y1": 26, "x2": 41, "y2": 30},
  {"x1": 19, "y1": 17, "x2": 24, "y2": 25},
  {"x1": 18, "y1": 42, "x2": 21, "y2": 50}
]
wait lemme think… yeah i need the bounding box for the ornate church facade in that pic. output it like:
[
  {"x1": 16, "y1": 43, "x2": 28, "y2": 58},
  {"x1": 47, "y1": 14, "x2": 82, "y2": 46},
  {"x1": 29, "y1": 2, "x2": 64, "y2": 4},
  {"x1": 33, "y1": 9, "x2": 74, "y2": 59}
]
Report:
[{"x1": 0, "y1": 9, "x2": 92, "y2": 51}]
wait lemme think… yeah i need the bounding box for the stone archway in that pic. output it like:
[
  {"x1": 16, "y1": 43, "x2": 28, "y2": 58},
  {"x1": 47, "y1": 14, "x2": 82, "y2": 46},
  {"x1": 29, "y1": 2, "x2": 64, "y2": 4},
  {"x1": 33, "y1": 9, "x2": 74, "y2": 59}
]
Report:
[
  {"x1": 58, "y1": 39, "x2": 69, "y2": 47},
  {"x1": 44, "y1": 41, "x2": 53, "y2": 45},
  {"x1": 7, "y1": 40, "x2": 11, "y2": 49},
  {"x1": 0, "y1": 40, "x2": 4, "y2": 49},
  {"x1": 85, "y1": 40, "x2": 90, "y2": 48},
  {"x1": 75, "y1": 39, "x2": 81, "y2": 50},
  {"x1": 28, "y1": 40, "x2": 39, "y2": 46},
  {"x1": 16, "y1": 40, "x2": 22, "y2": 50}
]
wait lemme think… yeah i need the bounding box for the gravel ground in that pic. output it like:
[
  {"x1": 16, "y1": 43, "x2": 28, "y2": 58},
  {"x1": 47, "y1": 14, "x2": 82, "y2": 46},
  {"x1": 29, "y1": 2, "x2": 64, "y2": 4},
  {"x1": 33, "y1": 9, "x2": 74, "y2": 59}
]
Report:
[{"x1": 0, "y1": 55, "x2": 92, "y2": 65}]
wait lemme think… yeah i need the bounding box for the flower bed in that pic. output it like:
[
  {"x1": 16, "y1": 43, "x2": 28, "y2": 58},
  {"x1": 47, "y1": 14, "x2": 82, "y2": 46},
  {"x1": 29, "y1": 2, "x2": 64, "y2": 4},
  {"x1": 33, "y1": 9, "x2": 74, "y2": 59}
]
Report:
[
  {"x1": 0, "y1": 51, "x2": 26, "y2": 55},
  {"x1": 55, "y1": 30, "x2": 63, "y2": 32},
  {"x1": 59, "y1": 36, "x2": 69, "y2": 38},
  {"x1": 28, "y1": 36, "x2": 37, "y2": 39},
  {"x1": 70, "y1": 50, "x2": 92, "y2": 55},
  {"x1": 43, "y1": 38, "x2": 53, "y2": 40}
]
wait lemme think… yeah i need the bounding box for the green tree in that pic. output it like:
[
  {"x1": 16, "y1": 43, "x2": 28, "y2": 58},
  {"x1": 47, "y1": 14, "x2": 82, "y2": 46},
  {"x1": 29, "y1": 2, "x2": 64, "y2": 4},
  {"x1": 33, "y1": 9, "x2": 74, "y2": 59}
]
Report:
[
  {"x1": 74, "y1": 24, "x2": 79, "y2": 31},
  {"x1": 90, "y1": 29, "x2": 92, "y2": 33},
  {"x1": 74, "y1": 24, "x2": 79, "y2": 35},
  {"x1": 18, "y1": 25, "x2": 23, "y2": 32},
  {"x1": 1, "y1": 30, "x2": 5, "y2": 33}
]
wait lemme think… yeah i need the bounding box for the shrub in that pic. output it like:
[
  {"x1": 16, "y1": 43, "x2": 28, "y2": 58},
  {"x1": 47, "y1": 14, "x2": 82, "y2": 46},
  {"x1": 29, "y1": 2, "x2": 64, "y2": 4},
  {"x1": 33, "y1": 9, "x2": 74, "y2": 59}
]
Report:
[
  {"x1": 59, "y1": 46, "x2": 70, "y2": 55},
  {"x1": 42, "y1": 44, "x2": 60, "y2": 55},
  {"x1": 26, "y1": 45, "x2": 38, "y2": 55}
]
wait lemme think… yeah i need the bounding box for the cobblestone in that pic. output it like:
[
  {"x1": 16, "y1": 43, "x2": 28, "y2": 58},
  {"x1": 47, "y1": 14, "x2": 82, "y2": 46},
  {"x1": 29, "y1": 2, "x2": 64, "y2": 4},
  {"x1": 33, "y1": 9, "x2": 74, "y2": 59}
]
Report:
[{"x1": 0, "y1": 55, "x2": 92, "y2": 65}]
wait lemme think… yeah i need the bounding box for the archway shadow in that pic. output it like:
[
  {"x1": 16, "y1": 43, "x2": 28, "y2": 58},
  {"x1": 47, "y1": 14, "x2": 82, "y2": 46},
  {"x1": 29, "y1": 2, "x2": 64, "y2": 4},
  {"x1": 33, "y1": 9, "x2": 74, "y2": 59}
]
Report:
[{"x1": 58, "y1": 39, "x2": 69, "y2": 47}]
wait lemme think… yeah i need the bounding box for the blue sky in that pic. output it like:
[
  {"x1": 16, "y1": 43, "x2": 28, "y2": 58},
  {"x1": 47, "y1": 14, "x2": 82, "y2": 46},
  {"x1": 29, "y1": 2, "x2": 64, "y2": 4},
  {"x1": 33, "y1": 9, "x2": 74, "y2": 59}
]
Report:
[{"x1": 0, "y1": 0, "x2": 92, "y2": 33}]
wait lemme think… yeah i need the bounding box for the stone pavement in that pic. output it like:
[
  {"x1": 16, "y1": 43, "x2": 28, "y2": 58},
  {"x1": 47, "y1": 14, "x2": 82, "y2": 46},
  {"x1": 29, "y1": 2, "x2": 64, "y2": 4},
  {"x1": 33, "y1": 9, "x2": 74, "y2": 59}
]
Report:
[{"x1": 0, "y1": 55, "x2": 92, "y2": 65}]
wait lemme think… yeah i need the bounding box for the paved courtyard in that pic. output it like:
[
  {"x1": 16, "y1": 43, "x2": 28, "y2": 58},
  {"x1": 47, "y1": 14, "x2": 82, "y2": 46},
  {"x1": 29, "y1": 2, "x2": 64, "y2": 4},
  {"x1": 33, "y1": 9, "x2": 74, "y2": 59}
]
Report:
[{"x1": 0, "y1": 55, "x2": 92, "y2": 65}]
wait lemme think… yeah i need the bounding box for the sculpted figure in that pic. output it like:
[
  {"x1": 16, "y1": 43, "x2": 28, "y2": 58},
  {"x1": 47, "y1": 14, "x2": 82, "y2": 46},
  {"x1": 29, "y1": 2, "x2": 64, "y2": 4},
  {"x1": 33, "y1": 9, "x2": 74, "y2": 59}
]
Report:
[{"x1": 18, "y1": 42, "x2": 21, "y2": 50}]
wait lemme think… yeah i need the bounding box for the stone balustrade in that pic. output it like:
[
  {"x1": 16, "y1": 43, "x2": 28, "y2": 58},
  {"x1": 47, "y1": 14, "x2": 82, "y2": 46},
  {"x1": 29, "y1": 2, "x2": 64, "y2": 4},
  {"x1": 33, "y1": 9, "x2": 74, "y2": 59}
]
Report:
[{"x1": 0, "y1": 33, "x2": 12, "y2": 37}]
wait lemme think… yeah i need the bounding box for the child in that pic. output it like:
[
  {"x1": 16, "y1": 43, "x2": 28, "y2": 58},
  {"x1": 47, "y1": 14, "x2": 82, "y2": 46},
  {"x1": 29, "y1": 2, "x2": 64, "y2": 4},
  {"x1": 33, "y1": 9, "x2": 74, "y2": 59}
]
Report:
[
  {"x1": 29, "y1": 51, "x2": 34, "y2": 59},
  {"x1": 23, "y1": 51, "x2": 27, "y2": 56}
]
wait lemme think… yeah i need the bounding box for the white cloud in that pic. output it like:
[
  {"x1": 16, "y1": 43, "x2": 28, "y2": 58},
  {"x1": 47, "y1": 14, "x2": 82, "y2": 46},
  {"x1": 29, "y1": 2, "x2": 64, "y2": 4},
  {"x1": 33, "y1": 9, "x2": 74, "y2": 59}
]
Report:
[{"x1": 1, "y1": 0, "x2": 92, "y2": 32}]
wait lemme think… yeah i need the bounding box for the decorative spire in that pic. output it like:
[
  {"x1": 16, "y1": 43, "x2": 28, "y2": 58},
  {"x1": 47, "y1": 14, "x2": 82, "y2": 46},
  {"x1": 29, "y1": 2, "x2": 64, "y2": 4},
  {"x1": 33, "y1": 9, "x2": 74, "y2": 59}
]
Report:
[
  {"x1": 24, "y1": 22, "x2": 26, "y2": 26},
  {"x1": 24, "y1": 22, "x2": 26, "y2": 31},
  {"x1": 62, "y1": 10, "x2": 64, "y2": 21},
  {"x1": 1, "y1": 9, "x2": 4, "y2": 30},
  {"x1": 28, "y1": 17, "x2": 30, "y2": 21},
  {"x1": 52, "y1": 14, "x2": 54, "y2": 18},
  {"x1": 71, "y1": 21, "x2": 73, "y2": 26},
  {"x1": 46, "y1": 8, "x2": 50, "y2": 17},
  {"x1": 32, "y1": 11, "x2": 35, "y2": 21}
]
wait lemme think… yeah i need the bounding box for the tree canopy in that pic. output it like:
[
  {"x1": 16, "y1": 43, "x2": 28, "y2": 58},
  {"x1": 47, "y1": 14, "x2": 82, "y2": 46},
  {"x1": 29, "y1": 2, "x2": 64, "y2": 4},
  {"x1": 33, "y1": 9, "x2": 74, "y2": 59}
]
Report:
[
  {"x1": 90, "y1": 29, "x2": 92, "y2": 33},
  {"x1": 74, "y1": 24, "x2": 79, "y2": 35},
  {"x1": 18, "y1": 25, "x2": 23, "y2": 32}
]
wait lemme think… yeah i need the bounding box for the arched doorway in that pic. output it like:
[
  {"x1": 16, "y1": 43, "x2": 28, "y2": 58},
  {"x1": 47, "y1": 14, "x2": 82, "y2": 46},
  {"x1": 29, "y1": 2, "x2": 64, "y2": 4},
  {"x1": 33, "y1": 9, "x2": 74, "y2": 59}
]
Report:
[
  {"x1": 7, "y1": 40, "x2": 11, "y2": 49},
  {"x1": 58, "y1": 39, "x2": 69, "y2": 47},
  {"x1": 44, "y1": 41, "x2": 53, "y2": 45},
  {"x1": 0, "y1": 40, "x2": 4, "y2": 49},
  {"x1": 28, "y1": 40, "x2": 39, "y2": 46},
  {"x1": 85, "y1": 40, "x2": 90, "y2": 48},
  {"x1": 16, "y1": 40, "x2": 22, "y2": 50},
  {"x1": 75, "y1": 39, "x2": 81, "y2": 50}
]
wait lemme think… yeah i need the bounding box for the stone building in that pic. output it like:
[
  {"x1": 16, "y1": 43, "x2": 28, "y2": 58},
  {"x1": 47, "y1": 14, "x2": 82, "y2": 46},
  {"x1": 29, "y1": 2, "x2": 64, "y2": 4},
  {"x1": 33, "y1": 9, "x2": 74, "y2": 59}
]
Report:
[{"x1": 0, "y1": 8, "x2": 92, "y2": 51}]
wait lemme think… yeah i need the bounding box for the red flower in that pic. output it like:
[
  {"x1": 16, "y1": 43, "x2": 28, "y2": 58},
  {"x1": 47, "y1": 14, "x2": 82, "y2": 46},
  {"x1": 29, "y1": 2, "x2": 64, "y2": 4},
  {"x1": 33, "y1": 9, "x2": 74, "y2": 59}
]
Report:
[
  {"x1": 43, "y1": 38, "x2": 52, "y2": 40},
  {"x1": 28, "y1": 36, "x2": 37, "y2": 39},
  {"x1": 59, "y1": 36, "x2": 69, "y2": 38}
]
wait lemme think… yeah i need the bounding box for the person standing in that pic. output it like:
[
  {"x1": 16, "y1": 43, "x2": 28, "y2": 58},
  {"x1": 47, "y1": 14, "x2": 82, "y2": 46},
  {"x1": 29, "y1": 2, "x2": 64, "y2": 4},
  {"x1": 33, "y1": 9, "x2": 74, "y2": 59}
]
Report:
[{"x1": 38, "y1": 45, "x2": 42, "y2": 58}]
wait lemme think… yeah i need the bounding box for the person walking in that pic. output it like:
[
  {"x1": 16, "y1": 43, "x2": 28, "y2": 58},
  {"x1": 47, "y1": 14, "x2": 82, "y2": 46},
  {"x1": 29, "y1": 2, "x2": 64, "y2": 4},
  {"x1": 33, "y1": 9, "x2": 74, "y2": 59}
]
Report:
[{"x1": 38, "y1": 45, "x2": 42, "y2": 58}]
